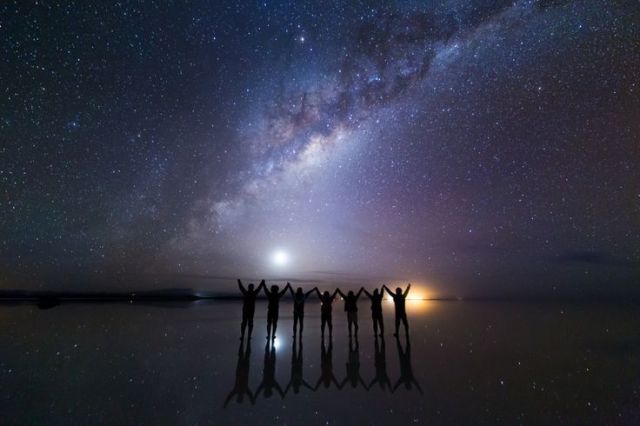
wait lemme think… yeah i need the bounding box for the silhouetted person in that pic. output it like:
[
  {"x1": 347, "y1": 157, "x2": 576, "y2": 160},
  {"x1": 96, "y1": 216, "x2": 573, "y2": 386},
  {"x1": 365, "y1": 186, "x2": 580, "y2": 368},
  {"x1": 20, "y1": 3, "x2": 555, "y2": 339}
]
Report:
[
  {"x1": 315, "y1": 288, "x2": 340, "y2": 338},
  {"x1": 314, "y1": 337, "x2": 342, "y2": 390},
  {"x1": 284, "y1": 336, "x2": 313, "y2": 396},
  {"x1": 337, "y1": 288, "x2": 364, "y2": 337},
  {"x1": 392, "y1": 334, "x2": 422, "y2": 394},
  {"x1": 339, "y1": 334, "x2": 367, "y2": 389},
  {"x1": 368, "y1": 334, "x2": 392, "y2": 391},
  {"x1": 224, "y1": 339, "x2": 255, "y2": 407},
  {"x1": 265, "y1": 283, "x2": 291, "y2": 340},
  {"x1": 238, "y1": 279, "x2": 265, "y2": 340},
  {"x1": 364, "y1": 287, "x2": 385, "y2": 336},
  {"x1": 288, "y1": 284, "x2": 317, "y2": 337},
  {"x1": 255, "y1": 340, "x2": 285, "y2": 400},
  {"x1": 384, "y1": 284, "x2": 411, "y2": 337}
]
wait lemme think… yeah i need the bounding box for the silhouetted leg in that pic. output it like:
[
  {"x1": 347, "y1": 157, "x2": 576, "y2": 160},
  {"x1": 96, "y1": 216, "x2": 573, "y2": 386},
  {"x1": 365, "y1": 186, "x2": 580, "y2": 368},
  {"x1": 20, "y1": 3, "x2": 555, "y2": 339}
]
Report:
[
  {"x1": 394, "y1": 315, "x2": 400, "y2": 337},
  {"x1": 373, "y1": 316, "x2": 378, "y2": 336},
  {"x1": 267, "y1": 315, "x2": 273, "y2": 340},
  {"x1": 272, "y1": 313, "x2": 278, "y2": 339},
  {"x1": 379, "y1": 317, "x2": 384, "y2": 336},
  {"x1": 248, "y1": 316, "x2": 254, "y2": 339},
  {"x1": 300, "y1": 315, "x2": 304, "y2": 336},
  {"x1": 321, "y1": 317, "x2": 327, "y2": 337},
  {"x1": 401, "y1": 313, "x2": 409, "y2": 335},
  {"x1": 241, "y1": 317, "x2": 247, "y2": 339},
  {"x1": 328, "y1": 317, "x2": 333, "y2": 338},
  {"x1": 293, "y1": 314, "x2": 299, "y2": 336}
]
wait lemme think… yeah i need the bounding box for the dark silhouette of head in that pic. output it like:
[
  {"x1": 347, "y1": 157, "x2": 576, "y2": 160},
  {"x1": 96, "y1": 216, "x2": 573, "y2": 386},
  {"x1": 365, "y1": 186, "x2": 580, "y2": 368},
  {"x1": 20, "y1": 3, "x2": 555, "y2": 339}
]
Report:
[
  {"x1": 323, "y1": 291, "x2": 330, "y2": 298},
  {"x1": 296, "y1": 287, "x2": 303, "y2": 295},
  {"x1": 271, "y1": 285, "x2": 279, "y2": 293},
  {"x1": 396, "y1": 287, "x2": 402, "y2": 295},
  {"x1": 373, "y1": 289, "x2": 379, "y2": 296},
  {"x1": 348, "y1": 290, "x2": 354, "y2": 297},
  {"x1": 248, "y1": 283, "x2": 254, "y2": 291}
]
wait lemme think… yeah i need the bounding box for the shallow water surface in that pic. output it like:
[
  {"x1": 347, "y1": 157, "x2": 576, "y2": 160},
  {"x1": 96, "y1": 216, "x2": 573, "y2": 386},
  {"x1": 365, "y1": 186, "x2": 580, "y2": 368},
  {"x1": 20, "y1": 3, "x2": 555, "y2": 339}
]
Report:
[{"x1": 1, "y1": 300, "x2": 639, "y2": 424}]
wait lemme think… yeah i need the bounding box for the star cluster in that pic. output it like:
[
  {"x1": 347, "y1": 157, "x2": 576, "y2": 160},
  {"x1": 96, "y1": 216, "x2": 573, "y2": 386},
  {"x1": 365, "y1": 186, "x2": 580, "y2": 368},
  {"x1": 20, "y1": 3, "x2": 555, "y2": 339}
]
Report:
[{"x1": 1, "y1": 1, "x2": 639, "y2": 296}]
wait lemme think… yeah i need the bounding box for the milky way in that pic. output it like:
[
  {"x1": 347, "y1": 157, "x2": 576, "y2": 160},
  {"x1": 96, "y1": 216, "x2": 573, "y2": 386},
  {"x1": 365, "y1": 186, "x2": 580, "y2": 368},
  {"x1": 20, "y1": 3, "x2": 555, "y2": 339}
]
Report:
[{"x1": 1, "y1": 1, "x2": 639, "y2": 296}]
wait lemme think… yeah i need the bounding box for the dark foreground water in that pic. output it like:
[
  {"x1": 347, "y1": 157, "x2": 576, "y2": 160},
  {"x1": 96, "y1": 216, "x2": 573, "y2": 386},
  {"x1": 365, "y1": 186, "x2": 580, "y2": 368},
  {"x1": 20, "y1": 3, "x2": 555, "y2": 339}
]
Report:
[{"x1": 1, "y1": 300, "x2": 639, "y2": 425}]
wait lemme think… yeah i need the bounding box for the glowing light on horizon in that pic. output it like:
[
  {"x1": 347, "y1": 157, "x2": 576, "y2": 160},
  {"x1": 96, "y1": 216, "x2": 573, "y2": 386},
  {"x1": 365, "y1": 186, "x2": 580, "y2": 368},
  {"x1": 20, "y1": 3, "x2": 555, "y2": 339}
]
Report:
[{"x1": 383, "y1": 283, "x2": 437, "y2": 315}]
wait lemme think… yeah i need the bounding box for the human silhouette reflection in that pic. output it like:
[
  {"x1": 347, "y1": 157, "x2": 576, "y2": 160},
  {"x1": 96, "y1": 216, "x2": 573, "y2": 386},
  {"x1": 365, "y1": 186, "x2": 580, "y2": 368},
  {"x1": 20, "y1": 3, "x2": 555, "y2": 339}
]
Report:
[
  {"x1": 367, "y1": 335, "x2": 392, "y2": 391},
  {"x1": 392, "y1": 335, "x2": 423, "y2": 394},
  {"x1": 340, "y1": 335, "x2": 367, "y2": 389},
  {"x1": 289, "y1": 285, "x2": 317, "y2": 338},
  {"x1": 238, "y1": 279, "x2": 265, "y2": 340},
  {"x1": 314, "y1": 337, "x2": 343, "y2": 390},
  {"x1": 224, "y1": 338, "x2": 255, "y2": 407},
  {"x1": 255, "y1": 340, "x2": 285, "y2": 400},
  {"x1": 284, "y1": 336, "x2": 313, "y2": 396},
  {"x1": 265, "y1": 283, "x2": 291, "y2": 340}
]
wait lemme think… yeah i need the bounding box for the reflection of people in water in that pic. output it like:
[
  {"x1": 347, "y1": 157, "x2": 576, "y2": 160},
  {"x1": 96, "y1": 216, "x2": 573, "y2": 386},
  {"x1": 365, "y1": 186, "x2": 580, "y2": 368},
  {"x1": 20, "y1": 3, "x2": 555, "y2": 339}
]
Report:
[
  {"x1": 314, "y1": 337, "x2": 343, "y2": 390},
  {"x1": 289, "y1": 285, "x2": 317, "y2": 338},
  {"x1": 363, "y1": 287, "x2": 385, "y2": 337},
  {"x1": 255, "y1": 340, "x2": 285, "y2": 400},
  {"x1": 392, "y1": 335, "x2": 423, "y2": 394},
  {"x1": 238, "y1": 279, "x2": 265, "y2": 340},
  {"x1": 224, "y1": 339, "x2": 255, "y2": 407},
  {"x1": 265, "y1": 283, "x2": 291, "y2": 340},
  {"x1": 284, "y1": 336, "x2": 313, "y2": 396},
  {"x1": 315, "y1": 288, "x2": 340, "y2": 339},
  {"x1": 368, "y1": 335, "x2": 392, "y2": 391},
  {"x1": 337, "y1": 288, "x2": 364, "y2": 337},
  {"x1": 383, "y1": 284, "x2": 411, "y2": 337},
  {"x1": 340, "y1": 335, "x2": 367, "y2": 389}
]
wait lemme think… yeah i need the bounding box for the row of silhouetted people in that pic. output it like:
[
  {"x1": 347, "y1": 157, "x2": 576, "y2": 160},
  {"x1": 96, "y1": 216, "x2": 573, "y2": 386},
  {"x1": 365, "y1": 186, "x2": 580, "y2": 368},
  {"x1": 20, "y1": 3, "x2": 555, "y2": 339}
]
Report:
[
  {"x1": 224, "y1": 333, "x2": 421, "y2": 406},
  {"x1": 237, "y1": 279, "x2": 412, "y2": 340}
]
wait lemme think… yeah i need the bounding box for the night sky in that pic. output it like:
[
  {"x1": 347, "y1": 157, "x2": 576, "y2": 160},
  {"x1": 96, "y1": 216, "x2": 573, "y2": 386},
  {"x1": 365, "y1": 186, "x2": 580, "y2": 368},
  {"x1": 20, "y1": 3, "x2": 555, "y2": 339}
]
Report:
[{"x1": 1, "y1": 1, "x2": 639, "y2": 297}]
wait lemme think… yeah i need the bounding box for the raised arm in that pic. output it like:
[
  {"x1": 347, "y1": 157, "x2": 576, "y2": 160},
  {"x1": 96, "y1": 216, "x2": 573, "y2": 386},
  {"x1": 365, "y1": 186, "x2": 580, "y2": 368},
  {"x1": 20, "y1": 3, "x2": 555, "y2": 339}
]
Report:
[
  {"x1": 336, "y1": 289, "x2": 346, "y2": 299},
  {"x1": 356, "y1": 287, "x2": 364, "y2": 299},
  {"x1": 383, "y1": 285, "x2": 394, "y2": 297},
  {"x1": 237, "y1": 279, "x2": 246, "y2": 295},
  {"x1": 305, "y1": 287, "x2": 317, "y2": 298},
  {"x1": 403, "y1": 283, "x2": 411, "y2": 298},
  {"x1": 363, "y1": 288, "x2": 372, "y2": 298},
  {"x1": 257, "y1": 280, "x2": 266, "y2": 294},
  {"x1": 314, "y1": 288, "x2": 322, "y2": 299},
  {"x1": 330, "y1": 289, "x2": 340, "y2": 300},
  {"x1": 279, "y1": 282, "x2": 291, "y2": 297},
  {"x1": 288, "y1": 285, "x2": 295, "y2": 297}
]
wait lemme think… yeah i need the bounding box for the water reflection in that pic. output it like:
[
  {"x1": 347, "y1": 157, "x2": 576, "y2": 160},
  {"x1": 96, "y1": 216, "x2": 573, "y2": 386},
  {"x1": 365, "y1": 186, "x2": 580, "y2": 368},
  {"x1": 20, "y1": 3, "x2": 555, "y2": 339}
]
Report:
[
  {"x1": 368, "y1": 335, "x2": 392, "y2": 391},
  {"x1": 284, "y1": 336, "x2": 313, "y2": 395},
  {"x1": 393, "y1": 335, "x2": 422, "y2": 393},
  {"x1": 225, "y1": 309, "x2": 423, "y2": 405},
  {"x1": 255, "y1": 340, "x2": 285, "y2": 400},
  {"x1": 224, "y1": 339, "x2": 254, "y2": 407},
  {"x1": 314, "y1": 337, "x2": 342, "y2": 391},
  {"x1": 340, "y1": 335, "x2": 366, "y2": 389}
]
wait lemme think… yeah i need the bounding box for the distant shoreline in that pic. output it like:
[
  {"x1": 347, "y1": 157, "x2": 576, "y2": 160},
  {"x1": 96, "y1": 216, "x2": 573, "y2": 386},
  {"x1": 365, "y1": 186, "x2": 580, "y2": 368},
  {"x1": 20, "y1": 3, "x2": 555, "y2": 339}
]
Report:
[{"x1": 0, "y1": 289, "x2": 637, "y2": 305}]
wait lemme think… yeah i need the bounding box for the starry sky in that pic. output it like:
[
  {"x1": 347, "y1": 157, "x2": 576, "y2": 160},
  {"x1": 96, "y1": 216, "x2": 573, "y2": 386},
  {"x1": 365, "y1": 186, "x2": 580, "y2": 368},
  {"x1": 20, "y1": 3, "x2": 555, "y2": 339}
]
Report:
[{"x1": 1, "y1": 0, "x2": 639, "y2": 297}]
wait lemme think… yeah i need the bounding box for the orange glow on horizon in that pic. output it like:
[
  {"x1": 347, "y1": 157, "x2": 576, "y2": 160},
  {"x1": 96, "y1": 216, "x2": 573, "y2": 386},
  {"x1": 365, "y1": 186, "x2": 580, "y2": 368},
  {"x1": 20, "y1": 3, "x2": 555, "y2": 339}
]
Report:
[{"x1": 383, "y1": 282, "x2": 437, "y2": 315}]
